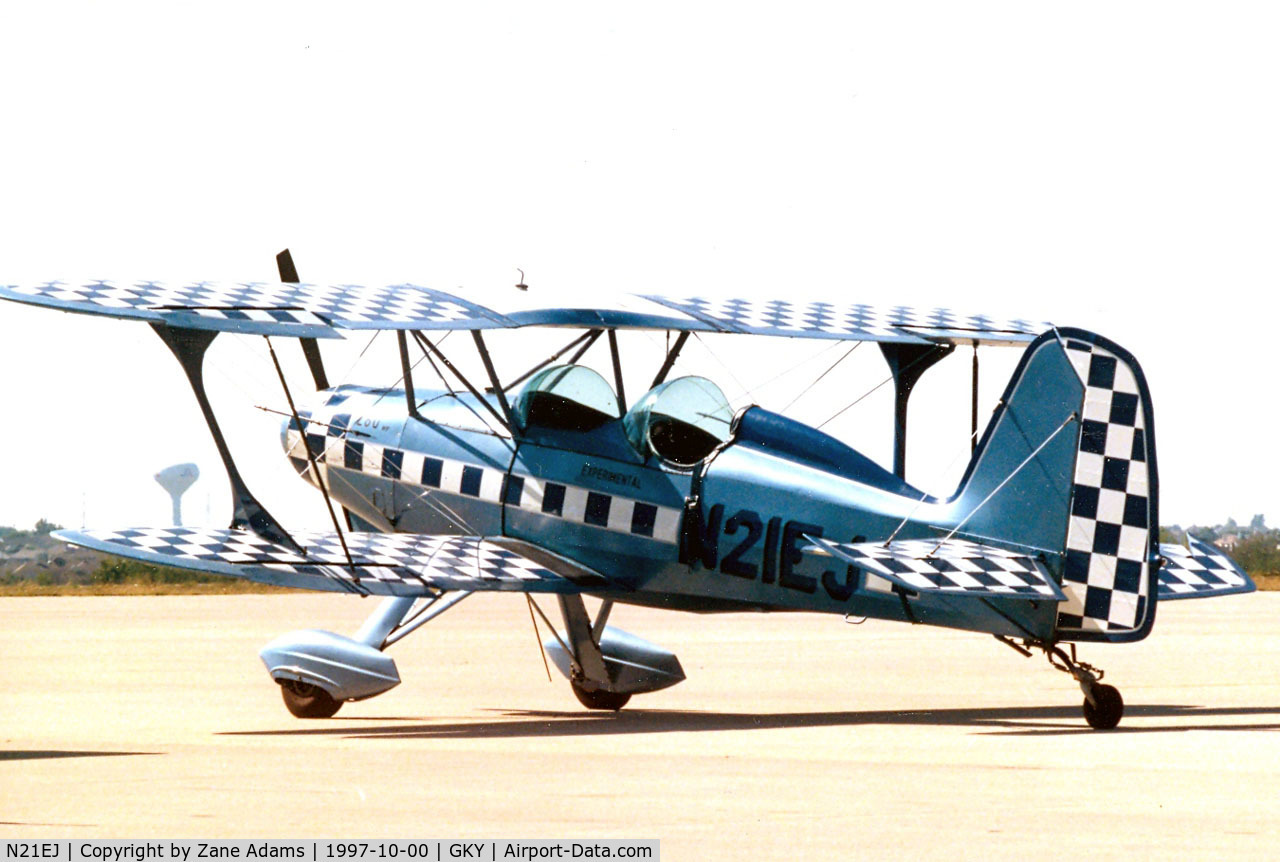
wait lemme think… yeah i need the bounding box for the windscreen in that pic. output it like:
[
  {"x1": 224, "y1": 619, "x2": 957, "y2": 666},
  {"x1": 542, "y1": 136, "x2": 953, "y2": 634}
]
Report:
[
  {"x1": 514, "y1": 365, "x2": 620, "y2": 432},
  {"x1": 625, "y1": 376, "x2": 733, "y2": 467}
]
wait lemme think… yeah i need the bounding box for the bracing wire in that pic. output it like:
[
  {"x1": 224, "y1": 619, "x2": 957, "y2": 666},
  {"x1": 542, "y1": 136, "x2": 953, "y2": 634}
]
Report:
[
  {"x1": 265, "y1": 336, "x2": 367, "y2": 596},
  {"x1": 690, "y1": 332, "x2": 751, "y2": 402},
  {"x1": 778, "y1": 341, "x2": 862, "y2": 413},
  {"x1": 816, "y1": 371, "x2": 895, "y2": 430},
  {"x1": 816, "y1": 347, "x2": 946, "y2": 431},
  {"x1": 727, "y1": 338, "x2": 846, "y2": 408},
  {"x1": 930, "y1": 411, "x2": 1079, "y2": 555},
  {"x1": 882, "y1": 422, "x2": 986, "y2": 546},
  {"x1": 333, "y1": 330, "x2": 384, "y2": 390},
  {"x1": 526, "y1": 594, "x2": 553, "y2": 682}
]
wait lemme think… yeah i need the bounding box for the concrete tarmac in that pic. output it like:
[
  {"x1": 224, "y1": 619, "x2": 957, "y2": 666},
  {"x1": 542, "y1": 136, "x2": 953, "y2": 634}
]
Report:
[{"x1": 3, "y1": 593, "x2": 1279, "y2": 859}]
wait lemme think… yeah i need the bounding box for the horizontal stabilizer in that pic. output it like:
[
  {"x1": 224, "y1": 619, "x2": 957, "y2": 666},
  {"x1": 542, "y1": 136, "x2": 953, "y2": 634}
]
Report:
[
  {"x1": 1157, "y1": 538, "x2": 1255, "y2": 600},
  {"x1": 1, "y1": 280, "x2": 1051, "y2": 345},
  {"x1": 55, "y1": 527, "x2": 596, "y2": 595},
  {"x1": 807, "y1": 536, "x2": 1066, "y2": 601}
]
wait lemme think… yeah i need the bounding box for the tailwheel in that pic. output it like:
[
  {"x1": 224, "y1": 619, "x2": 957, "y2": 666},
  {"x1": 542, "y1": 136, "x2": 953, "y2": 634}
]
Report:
[
  {"x1": 1082, "y1": 683, "x2": 1124, "y2": 731},
  {"x1": 571, "y1": 679, "x2": 631, "y2": 711},
  {"x1": 1003, "y1": 638, "x2": 1125, "y2": 731},
  {"x1": 279, "y1": 679, "x2": 343, "y2": 718}
]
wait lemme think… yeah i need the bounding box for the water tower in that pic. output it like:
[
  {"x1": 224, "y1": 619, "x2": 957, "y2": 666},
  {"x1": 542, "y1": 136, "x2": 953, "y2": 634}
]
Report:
[{"x1": 154, "y1": 463, "x2": 199, "y2": 526}]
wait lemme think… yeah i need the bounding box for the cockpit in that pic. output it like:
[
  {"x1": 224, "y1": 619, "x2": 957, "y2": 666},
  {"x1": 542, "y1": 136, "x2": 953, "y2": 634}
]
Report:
[
  {"x1": 513, "y1": 365, "x2": 621, "y2": 432},
  {"x1": 623, "y1": 376, "x2": 733, "y2": 467},
  {"x1": 514, "y1": 365, "x2": 734, "y2": 468}
]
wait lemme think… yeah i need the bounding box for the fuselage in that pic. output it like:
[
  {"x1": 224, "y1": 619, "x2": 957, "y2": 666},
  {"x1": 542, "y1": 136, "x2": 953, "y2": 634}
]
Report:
[{"x1": 284, "y1": 383, "x2": 1060, "y2": 639}]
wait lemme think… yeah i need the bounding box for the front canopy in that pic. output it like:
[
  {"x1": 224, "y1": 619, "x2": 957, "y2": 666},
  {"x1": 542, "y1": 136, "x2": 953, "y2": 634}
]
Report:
[{"x1": 514, "y1": 365, "x2": 621, "y2": 432}]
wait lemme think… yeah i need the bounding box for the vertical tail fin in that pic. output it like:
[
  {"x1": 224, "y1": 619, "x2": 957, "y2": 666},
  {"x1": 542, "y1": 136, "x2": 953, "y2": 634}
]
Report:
[{"x1": 949, "y1": 328, "x2": 1158, "y2": 642}]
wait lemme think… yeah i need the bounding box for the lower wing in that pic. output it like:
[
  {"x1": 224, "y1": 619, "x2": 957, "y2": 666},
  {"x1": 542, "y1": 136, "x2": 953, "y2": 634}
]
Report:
[{"x1": 57, "y1": 527, "x2": 602, "y2": 595}]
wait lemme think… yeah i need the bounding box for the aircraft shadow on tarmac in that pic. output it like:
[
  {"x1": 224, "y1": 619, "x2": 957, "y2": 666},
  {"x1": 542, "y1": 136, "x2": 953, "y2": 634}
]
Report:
[
  {"x1": 222, "y1": 704, "x2": 1280, "y2": 740},
  {"x1": 0, "y1": 750, "x2": 158, "y2": 761}
]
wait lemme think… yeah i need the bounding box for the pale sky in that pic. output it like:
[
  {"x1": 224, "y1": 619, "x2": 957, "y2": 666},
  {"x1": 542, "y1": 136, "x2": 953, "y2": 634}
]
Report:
[{"x1": 0, "y1": 2, "x2": 1276, "y2": 533}]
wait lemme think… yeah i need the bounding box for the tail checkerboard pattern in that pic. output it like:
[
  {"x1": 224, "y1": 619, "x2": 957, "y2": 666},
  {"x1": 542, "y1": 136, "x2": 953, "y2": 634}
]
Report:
[
  {"x1": 1158, "y1": 538, "x2": 1254, "y2": 599},
  {"x1": 1055, "y1": 338, "x2": 1156, "y2": 637}
]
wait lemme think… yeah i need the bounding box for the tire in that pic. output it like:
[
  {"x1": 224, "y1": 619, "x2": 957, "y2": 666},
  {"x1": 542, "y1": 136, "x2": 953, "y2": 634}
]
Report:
[
  {"x1": 280, "y1": 679, "x2": 343, "y2": 718},
  {"x1": 571, "y1": 679, "x2": 631, "y2": 711},
  {"x1": 1082, "y1": 683, "x2": 1123, "y2": 730}
]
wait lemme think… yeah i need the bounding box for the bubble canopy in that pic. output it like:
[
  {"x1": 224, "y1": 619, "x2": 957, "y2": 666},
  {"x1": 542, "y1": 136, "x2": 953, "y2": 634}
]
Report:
[
  {"x1": 624, "y1": 376, "x2": 734, "y2": 467},
  {"x1": 513, "y1": 365, "x2": 621, "y2": 432}
]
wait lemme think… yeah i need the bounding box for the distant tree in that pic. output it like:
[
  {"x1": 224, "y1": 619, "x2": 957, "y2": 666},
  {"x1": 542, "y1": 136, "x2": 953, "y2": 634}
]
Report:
[
  {"x1": 91, "y1": 556, "x2": 216, "y2": 585},
  {"x1": 1187, "y1": 525, "x2": 1218, "y2": 542},
  {"x1": 1251, "y1": 514, "x2": 1267, "y2": 532},
  {"x1": 1158, "y1": 526, "x2": 1186, "y2": 544},
  {"x1": 1224, "y1": 517, "x2": 1239, "y2": 533},
  {"x1": 34, "y1": 518, "x2": 62, "y2": 535},
  {"x1": 1227, "y1": 531, "x2": 1280, "y2": 576}
]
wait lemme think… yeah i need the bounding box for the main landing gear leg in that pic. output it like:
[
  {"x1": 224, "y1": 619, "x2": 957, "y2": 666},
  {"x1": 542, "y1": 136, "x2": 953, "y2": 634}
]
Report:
[
  {"x1": 999, "y1": 638, "x2": 1124, "y2": 730},
  {"x1": 534, "y1": 596, "x2": 686, "y2": 711},
  {"x1": 557, "y1": 596, "x2": 631, "y2": 711},
  {"x1": 262, "y1": 592, "x2": 472, "y2": 719}
]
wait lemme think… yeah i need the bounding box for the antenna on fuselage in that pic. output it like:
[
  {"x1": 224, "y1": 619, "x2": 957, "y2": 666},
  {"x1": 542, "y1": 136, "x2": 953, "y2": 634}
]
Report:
[{"x1": 516, "y1": 269, "x2": 528, "y2": 290}]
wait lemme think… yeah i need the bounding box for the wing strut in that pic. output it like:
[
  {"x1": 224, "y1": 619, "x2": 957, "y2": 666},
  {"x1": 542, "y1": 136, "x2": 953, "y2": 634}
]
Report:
[
  {"x1": 490, "y1": 329, "x2": 602, "y2": 394},
  {"x1": 410, "y1": 331, "x2": 511, "y2": 433},
  {"x1": 150, "y1": 324, "x2": 302, "y2": 553},
  {"x1": 568, "y1": 330, "x2": 601, "y2": 364},
  {"x1": 878, "y1": 342, "x2": 955, "y2": 479},
  {"x1": 651, "y1": 331, "x2": 690, "y2": 388},
  {"x1": 607, "y1": 329, "x2": 627, "y2": 412},
  {"x1": 971, "y1": 341, "x2": 979, "y2": 454},
  {"x1": 471, "y1": 331, "x2": 515, "y2": 428},
  {"x1": 397, "y1": 331, "x2": 421, "y2": 419}
]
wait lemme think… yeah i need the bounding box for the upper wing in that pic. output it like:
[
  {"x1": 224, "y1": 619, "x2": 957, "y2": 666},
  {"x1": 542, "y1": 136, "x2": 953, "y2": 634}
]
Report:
[
  {"x1": 0, "y1": 280, "x2": 511, "y2": 339},
  {"x1": 0, "y1": 280, "x2": 1051, "y2": 345},
  {"x1": 56, "y1": 526, "x2": 603, "y2": 595},
  {"x1": 1157, "y1": 538, "x2": 1255, "y2": 600},
  {"x1": 638, "y1": 296, "x2": 1053, "y2": 345},
  {"x1": 806, "y1": 536, "x2": 1066, "y2": 600}
]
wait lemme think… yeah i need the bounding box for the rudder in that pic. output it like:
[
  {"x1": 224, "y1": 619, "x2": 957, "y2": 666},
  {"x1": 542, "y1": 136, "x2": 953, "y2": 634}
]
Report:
[{"x1": 1055, "y1": 333, "x2": 1158, "y2": 641}]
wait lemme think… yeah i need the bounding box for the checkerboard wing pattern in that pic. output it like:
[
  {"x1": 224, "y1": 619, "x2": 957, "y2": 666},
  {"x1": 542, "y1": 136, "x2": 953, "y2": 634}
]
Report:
[
  {"x1": 809, "y1": 537, "x2": 1063, "y2": 599},
  {"x1": 1055, "y1": 338, "x2": 1157, "y2": 638},
  {"x1": 1158, "y1": 538, "x2": 1255, "y2": 600},
  {"x1": 0, "y1": 280, "x2": 505, "y2": 335},
  {"x1": 639, "y1": 295, "x2": 1052, "y2": 344},
  {"x1": 57, "y1": 527, "x2": 581, "y2": 595}
]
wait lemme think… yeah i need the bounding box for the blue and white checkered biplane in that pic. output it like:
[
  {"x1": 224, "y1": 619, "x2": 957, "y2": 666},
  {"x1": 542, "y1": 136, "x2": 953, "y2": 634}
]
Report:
[{"x1": 1, "y1": 251, "x2": 1253, "y2": 729}]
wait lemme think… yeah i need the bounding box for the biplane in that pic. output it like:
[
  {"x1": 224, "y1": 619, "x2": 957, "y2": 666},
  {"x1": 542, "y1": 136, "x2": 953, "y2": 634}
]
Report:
[{"x1": 0, "y1": 251, "x2": 1255, "y2": 730}]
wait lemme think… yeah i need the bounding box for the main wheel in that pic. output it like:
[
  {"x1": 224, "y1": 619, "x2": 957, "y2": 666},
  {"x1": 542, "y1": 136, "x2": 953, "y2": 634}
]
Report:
[
  {"x1": 280, "y1": 679, "x2": 343, "y2": 718},
  {"x1": 1082, "y1": 683, "x2": 1123, "y2": 730},
  {"x1": 571, "y1": 679, "x2": 631, "y2": 711}
]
